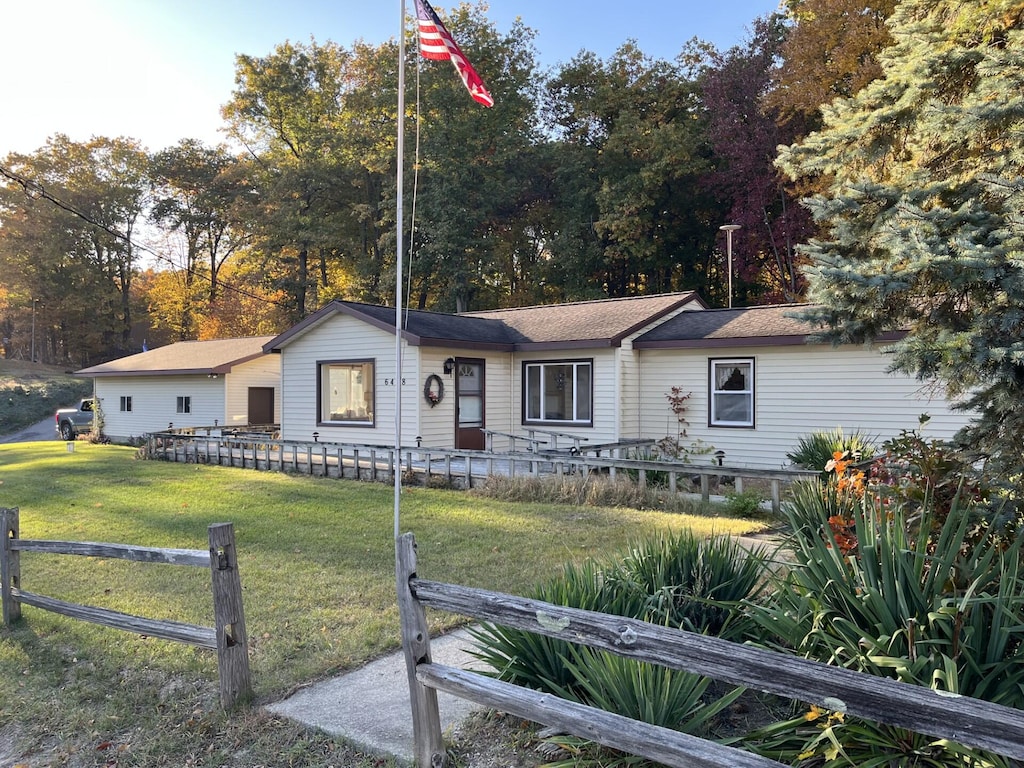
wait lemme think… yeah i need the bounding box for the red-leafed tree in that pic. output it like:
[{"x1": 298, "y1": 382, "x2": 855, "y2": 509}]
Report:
[{"x1": 699, "y1": 15, "x2": 814, "y2": 304}]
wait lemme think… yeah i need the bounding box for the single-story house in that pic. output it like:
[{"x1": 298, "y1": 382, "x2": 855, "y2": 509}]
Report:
[
  {"x1": 75, "y1": 337, "x2": 281, "y2": 443},
  {"x1": 263, "y1": 293, "x2": 704, "y2": 451},
  {"x1": 263, "y1": 293, "x2": 971, "y2": 469}
]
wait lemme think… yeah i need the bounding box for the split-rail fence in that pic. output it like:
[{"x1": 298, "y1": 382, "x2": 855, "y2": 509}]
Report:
[
  {"x1": 0, "y1": 507, "x2": 251, "y2": 708},
  {"x1": 396, "y1": 532, "x2": 1024, "y2": 768}
]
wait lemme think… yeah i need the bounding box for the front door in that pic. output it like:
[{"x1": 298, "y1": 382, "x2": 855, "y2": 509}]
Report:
[
  {"x1": 454, "y1": 359, "x2": 485, "y2": 450},
  {"x1": 248, "y1": 387, "x2": 275, "y2": 425}
]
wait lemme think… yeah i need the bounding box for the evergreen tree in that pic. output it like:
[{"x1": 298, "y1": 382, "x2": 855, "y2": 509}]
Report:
[{"x1": 778, "y1": 1, "x2": 1024, "y2": 473}]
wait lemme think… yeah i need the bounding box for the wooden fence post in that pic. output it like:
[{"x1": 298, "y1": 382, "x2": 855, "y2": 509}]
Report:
[
  {"x1": 1, "y1": 507, "x2": 21, "y2": 626},
  {"x1": 396, "y1": 533, "x2": 446, "y2": 768},
  {"x1": 208, "y1": 523, "x2": 252, "y2": 708}
]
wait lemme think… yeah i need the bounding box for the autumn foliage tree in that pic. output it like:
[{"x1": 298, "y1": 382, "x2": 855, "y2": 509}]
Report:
[
  {"x1": 768, "y1": 0, "x2": 898, "y2": 122},
  {"x1": 542, "y1": 43, "x2": 722, "y2": 300},
  {"x1": 0, "y1": 136, "x2": 148, "y2": 366}
]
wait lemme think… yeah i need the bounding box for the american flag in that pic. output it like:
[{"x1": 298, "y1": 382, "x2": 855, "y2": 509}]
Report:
[{"x1": 414, "y1": 0, "x2": 494, "y2": 108}]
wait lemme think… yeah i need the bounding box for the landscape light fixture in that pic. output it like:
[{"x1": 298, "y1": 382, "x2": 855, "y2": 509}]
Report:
[{"x1": 719, "y1": 224, "x2": 741, "y2": 309}]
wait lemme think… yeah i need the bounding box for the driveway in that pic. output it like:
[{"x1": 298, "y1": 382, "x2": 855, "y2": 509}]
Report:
[{"x1": 0, "y1": 414, "x2": 57, "y2": 444}]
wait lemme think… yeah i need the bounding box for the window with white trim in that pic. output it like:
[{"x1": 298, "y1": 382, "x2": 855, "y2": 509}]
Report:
[
  {"x1": 120, "y1": 396, "x2": 132, "y2": 412},
  {"x1": 524, "y1": 360, "x2": 593, "y2": 425},
  {"x1": 709, "y1": 358, "x2": 754, "y2": 427},
  {"x1": 176, "y1": 396, "x2": 191, "y2": 414},
  {"x1": 320, "y1": 360, "x2": 374, "y2": 424}
]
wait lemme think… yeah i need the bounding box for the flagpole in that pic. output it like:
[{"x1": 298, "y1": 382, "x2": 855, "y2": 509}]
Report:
[{"x1": 394, "y1": 0, "x2": 406, "y2": 542}]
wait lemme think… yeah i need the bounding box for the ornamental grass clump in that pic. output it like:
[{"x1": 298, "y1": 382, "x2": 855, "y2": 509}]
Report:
[{"x1": 739, "y1": 446, "x2": 1024, "y2": 767}]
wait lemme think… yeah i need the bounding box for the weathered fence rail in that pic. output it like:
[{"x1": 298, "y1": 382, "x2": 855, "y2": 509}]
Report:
[
  {"x1": 0, "y1": 507, "x2": 251, "y2": 708},
  {"x1": 147, "y1": 432, "x2": 817, "y2": 514},
  {"x1": 396, "y1": 533, "x2": 1024, "y2": 768}
]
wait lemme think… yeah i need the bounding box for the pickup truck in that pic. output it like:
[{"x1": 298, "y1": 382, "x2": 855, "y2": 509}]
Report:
[{"x1": 55, "y1": 398, "x2": 96, "y2": 440}]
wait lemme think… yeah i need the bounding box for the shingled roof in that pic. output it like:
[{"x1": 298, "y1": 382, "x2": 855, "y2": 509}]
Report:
[
  {"x1": 632, "y1": 305, "x2": 824, "y2": 348},
  {"x1": 264, "y1": 293, "x2": 704, "y2": 352},
  {"x1": 76, "y1": 336, "x2": 276, "y2": 377},
  {"x1": 464, "y1": 292, "x2": 704, "y2": 349}
]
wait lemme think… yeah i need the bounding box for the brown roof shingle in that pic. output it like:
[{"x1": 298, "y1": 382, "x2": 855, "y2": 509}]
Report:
[
  {"x1": 76, "y1": 337, "x2": 276, "y2": 377},
  {"x1": 464, "y1": 293, "x2": 703, "y2": 347},
  {"x1": 633, "y1": 305, "x2": 822, "y2": 348}
]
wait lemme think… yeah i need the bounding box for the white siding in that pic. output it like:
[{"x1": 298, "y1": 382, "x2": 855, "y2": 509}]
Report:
[
  {"x1": 618, "y1": 342, "x2": 640, "y2": 441},
  {"x1": 415, "y1": 349, "x2": 449, "y2": 447},
  {"x1": 224, "y1": 355, "x2": 282, "y2": 425},
  {"x1": 639, "y1": 344, "x2": 972, "y2": 469},
  {"x1": 278, "y1": 314, "x2": 419, "y2": 445},
  {"x1": 95, "y1": 376, "x2": 226, "y2": 443},
  {"x1": 620, "y1": 304, "x2": 704, "y2": 442},
  {"x1": 416, "y1": 349, "x2": 514, "y2": 449}
]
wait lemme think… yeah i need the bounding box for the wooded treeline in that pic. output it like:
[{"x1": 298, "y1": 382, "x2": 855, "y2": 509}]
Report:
[{"x1": 0, "y1": 1, "x2": 894, "y2": 366}]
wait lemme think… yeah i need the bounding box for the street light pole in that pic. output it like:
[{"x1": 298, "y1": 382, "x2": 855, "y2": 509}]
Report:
[{"x1": 719, "y1": 224, "x2": 741, "y2": 308}]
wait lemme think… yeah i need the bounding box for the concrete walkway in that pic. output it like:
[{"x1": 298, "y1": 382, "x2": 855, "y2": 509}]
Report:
[
  {"x1": 264, "y1": 533, "x2": 788, "y2": 765},
  {"x1": 265, "y1": 628, "x2": 487, "y2": 765}
]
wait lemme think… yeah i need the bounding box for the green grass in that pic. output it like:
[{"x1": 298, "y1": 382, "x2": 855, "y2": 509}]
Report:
[{"x1": 0, "y1": 442, "x2": 764, "y2": 767}]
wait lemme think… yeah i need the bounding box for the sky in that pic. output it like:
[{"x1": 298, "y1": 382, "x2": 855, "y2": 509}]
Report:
[{"x1": 2, "y1": 0, "x2": 781, "y2": 157}]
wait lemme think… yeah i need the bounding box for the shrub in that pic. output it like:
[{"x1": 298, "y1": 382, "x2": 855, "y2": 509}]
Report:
[
  {"x1": 723, "y1": 488, "x2": 766, "y2": 518},
  {"x1": 612, "y1": 531, "x2": 767, "y2": 639},
  {"x1": 469, "y1": 557, "x2": 639, "y2": 697},
  {"x1": 539, "y1": 645, "x2": 744, "y2": 768}
]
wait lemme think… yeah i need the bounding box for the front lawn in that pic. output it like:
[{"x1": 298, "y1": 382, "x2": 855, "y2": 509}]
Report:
[{"x1": 0, "y1": 442, "x2": 763, "y2": 767}]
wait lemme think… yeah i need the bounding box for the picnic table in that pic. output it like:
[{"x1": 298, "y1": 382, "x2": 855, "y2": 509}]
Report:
[
  {"x1": 575, "y1": 438, "x2": 656, "y2": 457},
  {"x1": 480, "y1": 429, "x2": 547, "y2": 453},
  {"x1": 521, "y1": 427, "x2": 589, "y2": 452}
]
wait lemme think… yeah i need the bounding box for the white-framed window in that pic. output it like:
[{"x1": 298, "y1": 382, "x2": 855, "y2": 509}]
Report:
[
  {"x1": 120, "y1": 396, "x2": 132, "y2": 412},
  {"x1": 523, "y1": 359, "x2": 593, "y2": 425},
  {"x1": 319, "y1": 360, "x2": 375, "y2": 425},
  {"x1": 709, "y1": 358, "x2": 754, "y2": 428},
  {"x1": 176, "y1": 396, "x2": 191, "y2": 414}
]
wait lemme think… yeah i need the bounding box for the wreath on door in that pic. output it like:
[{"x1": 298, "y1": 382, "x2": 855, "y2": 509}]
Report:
[{"x1": 423, "y1": 374, "x2": 444, "y2": 407}]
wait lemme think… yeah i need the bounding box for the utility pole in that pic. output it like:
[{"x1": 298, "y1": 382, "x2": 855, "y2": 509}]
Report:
[{"x1": 30, "y1": 299, "x2": 37, "y2": 363}]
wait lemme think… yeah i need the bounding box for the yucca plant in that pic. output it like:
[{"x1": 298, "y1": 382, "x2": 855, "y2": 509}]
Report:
[
  {"x1": 740, "y1": 478, "x2": 1024, "y2": 765},
  {"x1": 786, "y1": 426, "x2": 875, "y2": 476},
  {"x1": 558, "y1": 645, "x2": 744, "y2": 733},
  {"x1": 468, "y1": 557, "x2": 647, "y2": 696},
  {"x1": 471, "y1": 531, "x2": 768, "y2": 768},
  {"x1": 538, "y1": 645, "x2": 745, "y2": 768},
  {"x1": 613, "y1": 530, "x2": 768, "y2": 639}
]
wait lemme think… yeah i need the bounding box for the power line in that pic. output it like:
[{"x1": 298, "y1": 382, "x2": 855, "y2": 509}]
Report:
[{"x1": 0, "y1": 162, "x2": 291, "y2": 311}]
